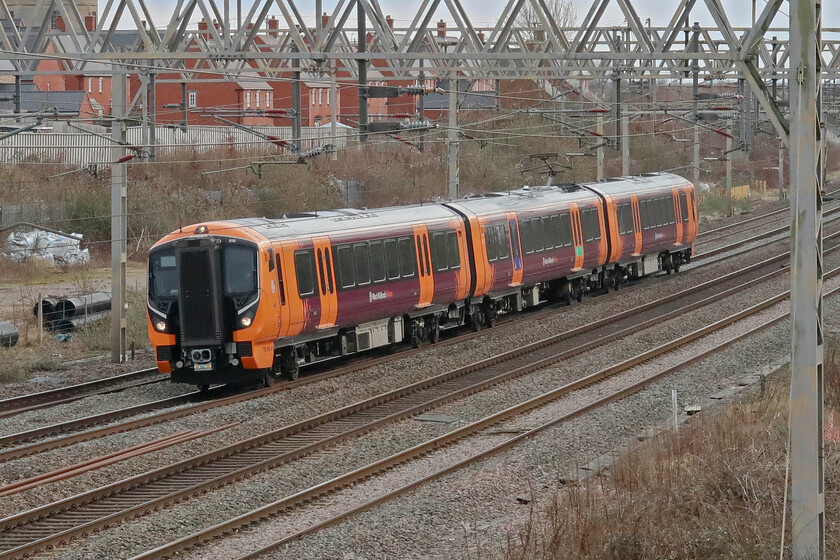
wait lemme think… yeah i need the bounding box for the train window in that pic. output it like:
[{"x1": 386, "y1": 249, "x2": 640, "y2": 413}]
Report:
[
  {"x1": 616, "y1": 204, "x2": 628, "y2": 235},
  {"x1": 324, "y1": 249, "x2": 334, "y2": 293},
  {"x1": 532, "y1": 219, "x2": 544, "y2": 252},
  {"x1": 680, "y1": 192, "x2": 689, "y2": 222},
  {"x1": 294, "y1": 250, "x2": 316, "y2": 297},
  {"x1": 354, "y1": 243, "x2": 371, "y2": 285},
  {"x1": 398, "y1": 237, "x2": 415, "y2": 278},
  {"x1": 485, "y1": 227, "x2": 498, "y2": 262},
  {"x1": 316, "y1": 248, "x2": 327, "y2": 295},
  {"x1": 224, "y1": 244, "x2": 258, "y2": 296},
  {"x1": 447, "y1": 231, "x2": 461, "y2": 268},
  {"x1": 384, "y1": 239, "x2": 401, "y2": 279},
  {"x1": 541, "y1": 217, "x2": 553, "y2": 250},
  {"x1": 558, "y1": 213, "x2": 572, "y2": 247},
  {"x1": 641, "y1": 199, "x2": 651, "y2": 229},
  {"x1": 520, "y1": 220, "x2": 533, "y2": 254},
  {"x1": 496, "y1": 226, "x2": 509, "y2": 260},
  {"x1": 415, "y1": 235, "x2": 424, "y2": 275},
  {"x1": 337, "y1": 245, "x2": 355, "y2": 289},
  {"x1": 275, "y1": 254, "x2": 285, "y2": 305},
  {"x1": 432, "y1": 232, "x2": 449, "y2": 271},
  {"x1": 581, "y1": 209, "x2": 595, "y2": 242},
  {"x1": 547, "y1": 215, "x2": 560, "y2": 248},
  {"x1": 421, "y1": 235, "x2": 432, "y2": 276},
  {"x1": 369, "y1": 241, "x2": 386, "y2": 283}
]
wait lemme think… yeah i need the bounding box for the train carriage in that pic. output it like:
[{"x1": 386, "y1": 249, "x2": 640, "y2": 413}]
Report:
[{"x1": 148, "y1": 172, "x2": 698, "y2": 388}]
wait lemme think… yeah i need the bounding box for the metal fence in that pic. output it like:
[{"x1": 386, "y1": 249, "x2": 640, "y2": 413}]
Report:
[{"x1": 0, "y1": 125, "x2": 353, "y2": 166}]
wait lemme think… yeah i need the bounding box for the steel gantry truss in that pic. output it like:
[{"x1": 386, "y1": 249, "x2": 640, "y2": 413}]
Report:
[{"x1": 0, "y1": 0, "x2": 836, "y2": 82}]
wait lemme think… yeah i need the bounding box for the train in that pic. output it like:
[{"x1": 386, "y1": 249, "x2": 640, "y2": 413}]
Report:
[{"x1": 147, "y1": 172, "x2": 698, "y2": 389}]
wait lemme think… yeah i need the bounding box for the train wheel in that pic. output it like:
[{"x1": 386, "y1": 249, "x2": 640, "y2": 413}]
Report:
[
  {"x1": 561, "y1": 283, "x2": 572, "y2": 305},
  {"x1": 673, "y1": 257, "x2": 681, "y2": 273},
  {"x1": 482, "y1": 303, "x2": 496, "y2": 328},
  {"x1": 428, "y1": 315, "x2": 440, "y2": 344},
  {"x1": 470, "y1": 308, "x2": 484, "y2": 332},
  {"x1": 263, "y1": 368, "x2": 276, "y2": 388},
  {"x1": 281, "y1": 349, "x2": 299, "y2": 381},
  {"x1": 663, "y1": 255, "x2": 673, "y2": 275},
  {"x1": 575, "y1": 280, "x2": 584, "y2": 303},
  {"x1": 410, "y1": 319, "x2": 424, "y2": 348}
]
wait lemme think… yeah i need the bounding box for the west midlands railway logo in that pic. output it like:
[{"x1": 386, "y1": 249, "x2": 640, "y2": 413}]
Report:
[{"x1": 369, "y1": 290, "x2": 393, "y2": 302}]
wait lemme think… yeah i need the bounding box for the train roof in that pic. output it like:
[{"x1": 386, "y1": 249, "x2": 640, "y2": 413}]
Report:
[
  {"x1": 222, "y1": 203, "x2": 461, "y2": 242},
  {"x1": 584, "y1": 172, "x2": 693, "y2": 198},
  {"x1": 446, "y1": 173, "x2": 691, "y2": 216}
]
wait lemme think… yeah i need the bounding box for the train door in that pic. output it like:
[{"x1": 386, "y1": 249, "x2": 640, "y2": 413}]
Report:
[
  {"x1": 506, "y1": 212, "x2": 523, "y2": 286},
  {"x1": 630, "y1": 195, "x2": 643, "y2": 255},
  {"x1": 412, "y1": 225, "x2": 434, "y2": 307},
  {"x1": 671, "y1": 187, "x2": 684, "y2": 246},
  {"x1": 569, "y1": 203, "x2": 584, "y2": 271},
  {"x1": 312, "y1": 237, "x2": 337, "y2": 328}
]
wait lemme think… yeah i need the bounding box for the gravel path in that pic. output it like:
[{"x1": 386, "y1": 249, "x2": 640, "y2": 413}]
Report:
[{"x1": 31, "y1": 258, "x2": 838, "y2": 560}]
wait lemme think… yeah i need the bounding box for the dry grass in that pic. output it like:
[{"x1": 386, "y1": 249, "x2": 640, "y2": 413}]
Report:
[{"x1": 479, "y1": 343, "x2": 840, "y2": 560}]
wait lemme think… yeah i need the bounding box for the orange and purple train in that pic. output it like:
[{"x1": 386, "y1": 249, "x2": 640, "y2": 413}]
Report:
[{"x1": 148, "y1": 172, "x2": 698, "y2": 388}]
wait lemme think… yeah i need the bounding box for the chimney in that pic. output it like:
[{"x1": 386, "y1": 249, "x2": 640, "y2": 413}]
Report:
[
  {"x1": 198, "y1": 18, "x2": 209, "y2": 39},
  {"x1": 213, "y1": 19, "x2": 220, "y2": 32},
  {"x1": 321, "y1": 12, "x2": 329, "y2": 29},
  {"x1": 267, "y1": 16, "x2": 279, "y2": 37},
  {"x1": 385, "y1": 15, "x2": 394, "y2": 29},
  {"x1": 55, "y1": 15, "x2": 65, "y2": 32},
  {"x1": 84, "y1": 12, "x2": 96, "y2": 32},
  {"x1": 247, "y1": 22, "x2": 254, "y2": 30},
  {"x1": 437, "y1": 19, "x2": 446, "y2": 38},
  {"x1": 478, "y1": 30, "x2": 485, "y2": 43}
]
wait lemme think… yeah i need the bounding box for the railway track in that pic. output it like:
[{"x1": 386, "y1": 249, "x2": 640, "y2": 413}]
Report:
[
  {"x1": 0, "y1": 244, "x2": 832, "y2": 560},
  {"x1": 0, "y1": 368, "x2": 163, "y2": 419},
  {"x1": 132, "y1": 269, "x2": 840, "y2": 560}
]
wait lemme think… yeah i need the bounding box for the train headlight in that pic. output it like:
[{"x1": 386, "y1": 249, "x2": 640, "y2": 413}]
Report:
[
  {"x1": 154, "y1": 320, "x2": 167, "y2": 333},
  {"x1": 240, "y1": 316, "x2": 252, "y2": 328}
]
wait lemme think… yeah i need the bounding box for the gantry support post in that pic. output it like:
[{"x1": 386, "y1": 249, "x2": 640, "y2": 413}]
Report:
[
  {"x1": 447, "y1": 80, "x2": 459, "y2": 200},
  {"x1": 149, "y1": 73, "x2": 156, "y2": 159},
  {"x1": 614, "y1": 77, "x2": 621, "y2": 150},
  {"x1": 596, "y1": 116, "x2": 604, "y2": 180},
  {"x1": 357, "y1": 0, "x2": 368, "y2": 143},
  {"x1": 621, "y1": 116, "x2": 629, "y2": 176},
  {"x1": 291, "y1": 43, "x2": 301, "y2": 153},
  {"x1": 726, "y1": 122, "x2": 733, "y2": 218},
  {"x1": 779, "y1": 138, "x2": 785, "y2": 201},
  {"x1": 789, "y1": 0, "x2": 825, "y2": 557},
  {"x1": 110, "y1": 69, "x2": 127, "y2": 364}
]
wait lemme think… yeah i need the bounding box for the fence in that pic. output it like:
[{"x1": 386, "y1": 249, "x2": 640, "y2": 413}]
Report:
[{"x1": 0, "y1": 125, "x2": 354, "y2": 166}]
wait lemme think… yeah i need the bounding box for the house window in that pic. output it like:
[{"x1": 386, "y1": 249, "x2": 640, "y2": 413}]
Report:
[
  {"x1": 188, "y1": 91, "x2": 197, "y2": 107},
  {"x1": 256, "y1": 91, "x2": 260, "y2": 107},
  {"x1": 245, "y1": 91, "x2": 251, "y2": 107},
  {"x1": 318, "y1": 89, "x2": 322, "y2": 104},
  {"x1": 265, "y1": 92, "x2": 270, "y2": 107},
  {"x1": 98, "y1": 77, "x2": 103, "y2": 93},
  {"x1": 88, "y1": 77, "x2": 92, "y2": 92},
  {"x1": 310, "y1": 90, "x2": 315, "y2": 105}
]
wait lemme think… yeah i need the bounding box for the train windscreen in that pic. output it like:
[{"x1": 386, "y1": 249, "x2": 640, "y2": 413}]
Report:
[{"x1": 149, "y1": 247, "x2": 179, "y2": 304}]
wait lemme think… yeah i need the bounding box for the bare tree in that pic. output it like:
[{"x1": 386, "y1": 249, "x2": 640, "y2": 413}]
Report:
[{"x1": 515, "y1": 0, "x2": 577, "y2": 36}]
